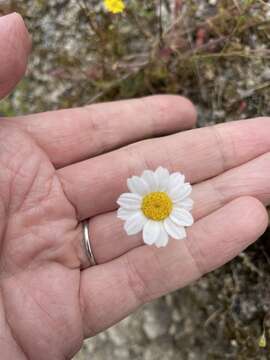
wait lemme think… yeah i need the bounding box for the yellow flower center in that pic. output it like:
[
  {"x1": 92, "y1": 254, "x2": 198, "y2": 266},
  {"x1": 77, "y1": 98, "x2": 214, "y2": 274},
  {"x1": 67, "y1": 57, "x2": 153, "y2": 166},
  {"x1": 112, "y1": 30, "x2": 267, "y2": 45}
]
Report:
[
  {"x1": 142, "y1": 192, "x2": 173, "y2": 221},
  {"x1": 104, "y1": 0, "x2": 125, "y2": 13}
]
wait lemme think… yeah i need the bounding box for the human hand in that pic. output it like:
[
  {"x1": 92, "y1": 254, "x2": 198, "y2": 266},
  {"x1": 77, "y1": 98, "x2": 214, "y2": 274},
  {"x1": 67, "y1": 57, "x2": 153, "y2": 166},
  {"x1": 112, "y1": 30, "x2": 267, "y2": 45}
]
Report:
[{"x1": 1, "y1": 13, "x2": 270, "y2": 359}]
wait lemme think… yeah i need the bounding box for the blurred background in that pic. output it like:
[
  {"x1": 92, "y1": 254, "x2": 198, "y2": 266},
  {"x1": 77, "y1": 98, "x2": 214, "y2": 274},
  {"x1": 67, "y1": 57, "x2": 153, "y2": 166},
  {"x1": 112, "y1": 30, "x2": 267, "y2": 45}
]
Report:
[{"x1": 1, "y1": 0, "x2": 270, "y2": 358}]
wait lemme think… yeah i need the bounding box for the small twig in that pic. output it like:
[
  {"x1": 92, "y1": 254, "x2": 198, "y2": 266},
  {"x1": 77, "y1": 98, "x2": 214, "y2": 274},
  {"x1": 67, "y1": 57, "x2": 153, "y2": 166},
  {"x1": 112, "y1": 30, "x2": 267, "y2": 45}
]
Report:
[
  {"x1": 87, "y1": 62, "x2": 148, "y2": 104},
  {"x1": 238, "y1": 253, "x2": 264, "y2": 277},
  {"x1": 159, "y1": 0, "x2": 164, "y2": 46},
  {"x1": 204, "y1": 309, "x2": 223, "y2": 328},
  {"x1": 232, "y1": 0, "x2": 242, "y2": 13},
  {"x1": 78, "y1": 0, "x2": 108, "y2": 75},
  {"x1": 78, "y1": 0, "x2": 100, "y2": 37},
  {"x1": 182, "y1": 13, "x2": 205, "y2": 102},
  {"x1": 260, "y1": 246, "x2": 270, "y2": 267},
  {"x1": 126, "y1": 9, "x2": 152, "y2": 39},
  {"x1": 190, "y1": 50, "x2": 270, "y2": 60}
]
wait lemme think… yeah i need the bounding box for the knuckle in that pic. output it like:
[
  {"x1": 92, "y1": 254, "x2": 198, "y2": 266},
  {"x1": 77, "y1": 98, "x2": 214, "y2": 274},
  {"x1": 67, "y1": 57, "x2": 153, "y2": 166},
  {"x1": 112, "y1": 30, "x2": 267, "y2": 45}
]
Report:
[{"x1": 211, "y1": 125, "x2": 234, "y2": 172}]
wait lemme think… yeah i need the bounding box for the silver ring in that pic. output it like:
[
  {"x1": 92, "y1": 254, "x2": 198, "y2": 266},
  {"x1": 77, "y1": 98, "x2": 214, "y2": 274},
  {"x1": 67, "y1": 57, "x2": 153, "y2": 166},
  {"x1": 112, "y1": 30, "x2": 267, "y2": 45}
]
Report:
[{"x1": 82, "y1": 220, "x2": 96, "y2": 267}]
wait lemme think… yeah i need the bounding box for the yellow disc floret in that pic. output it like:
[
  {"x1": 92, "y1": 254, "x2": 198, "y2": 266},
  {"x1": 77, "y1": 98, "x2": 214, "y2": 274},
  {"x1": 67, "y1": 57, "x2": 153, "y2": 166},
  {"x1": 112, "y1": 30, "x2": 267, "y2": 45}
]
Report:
[
  {"x1": 142, "y1": 192, "x2": 173, "y2": 221},
  {"x1": 104, "y1": 0, "x2": 125, "y2": 14}
]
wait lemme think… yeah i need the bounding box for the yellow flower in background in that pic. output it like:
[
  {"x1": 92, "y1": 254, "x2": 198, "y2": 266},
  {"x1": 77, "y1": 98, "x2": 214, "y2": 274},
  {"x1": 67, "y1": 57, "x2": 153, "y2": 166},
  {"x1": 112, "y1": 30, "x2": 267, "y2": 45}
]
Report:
[{"x1": 104, "y1": 0, "x2": 125, "y2": 14}]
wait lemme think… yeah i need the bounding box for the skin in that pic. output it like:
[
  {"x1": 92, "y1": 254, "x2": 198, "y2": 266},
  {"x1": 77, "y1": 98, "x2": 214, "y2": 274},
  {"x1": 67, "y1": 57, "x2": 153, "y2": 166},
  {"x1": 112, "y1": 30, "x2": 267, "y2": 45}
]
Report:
[{"x1": 0, "y1": 12, "x2": 270, "y2": 359}]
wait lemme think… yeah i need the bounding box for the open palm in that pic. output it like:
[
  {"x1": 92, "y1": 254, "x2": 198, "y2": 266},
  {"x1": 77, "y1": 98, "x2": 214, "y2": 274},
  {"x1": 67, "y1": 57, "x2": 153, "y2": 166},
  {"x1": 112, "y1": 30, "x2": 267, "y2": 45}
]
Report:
[{"x1": 1, "y1": 13, "x2": 270, "y2": 360}]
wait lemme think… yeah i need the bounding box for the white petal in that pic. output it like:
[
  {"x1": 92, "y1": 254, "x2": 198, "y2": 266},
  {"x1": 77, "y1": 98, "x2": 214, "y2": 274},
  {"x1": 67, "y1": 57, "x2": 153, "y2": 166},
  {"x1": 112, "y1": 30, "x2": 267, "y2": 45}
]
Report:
[
  {"x1": 127, "y1": 176, "x2": 150, "y2": 195},
  {"x1": 169, "y1": 172, "x2": 185, "y2": 189},
  {"x1": 143, "y1": 220, "x2": 161, "y2": 245},
  {"x1": 124, "y1": 211, "x2": 147, "y2": 235},
  {"x1": 168, "y1": 183, "x2": 192, "y2": 202},
  {"x1": 117, "y1": 193, "x2": 142, "y2": 209},
  {"x1": 155, "y1": 223, "x2": 169, "y2": 248},
  {"x1": 170, "y1": 207, "x2": 194, "y2": 227},
  {"x1": 154, "y1": 167, "x2": 170, "y2": 191},
  {"x1": 141, "y1": 170, "x2": 158, "y2": 191},
  {"x1": 164, "y1": 218, "x2": 187, "y2": 240},
  {"x1": 175, "y1": 197, "x2": 194, "y2": 211},
  {"x1": 117, "y1": 207, "x2": 137, "y2": 221}
]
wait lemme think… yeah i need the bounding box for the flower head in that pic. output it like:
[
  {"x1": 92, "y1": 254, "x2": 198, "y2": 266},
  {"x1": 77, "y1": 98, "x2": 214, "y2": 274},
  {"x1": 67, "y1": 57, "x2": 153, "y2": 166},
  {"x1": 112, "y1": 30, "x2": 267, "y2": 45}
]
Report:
[
  {"x1": 104, "y1": 0, "x2": 125, "y2": 14},
  {"x1": 117, "y1": 167, "x2": 194, "y2": 248}
]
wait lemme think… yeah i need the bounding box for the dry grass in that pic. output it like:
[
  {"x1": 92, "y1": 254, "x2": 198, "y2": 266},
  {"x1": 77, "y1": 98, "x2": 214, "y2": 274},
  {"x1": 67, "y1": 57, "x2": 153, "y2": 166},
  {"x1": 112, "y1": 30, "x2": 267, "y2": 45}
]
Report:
[{"x1": 1, "y1": 0, "x2": 270, "y2": 125}]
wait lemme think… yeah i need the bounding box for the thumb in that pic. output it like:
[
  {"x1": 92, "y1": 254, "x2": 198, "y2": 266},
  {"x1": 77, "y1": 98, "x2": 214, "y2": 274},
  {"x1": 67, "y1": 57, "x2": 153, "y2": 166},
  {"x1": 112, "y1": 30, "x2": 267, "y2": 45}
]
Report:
[{"x1": 0, "y1": 13, "x2": 31, "y2": 99}]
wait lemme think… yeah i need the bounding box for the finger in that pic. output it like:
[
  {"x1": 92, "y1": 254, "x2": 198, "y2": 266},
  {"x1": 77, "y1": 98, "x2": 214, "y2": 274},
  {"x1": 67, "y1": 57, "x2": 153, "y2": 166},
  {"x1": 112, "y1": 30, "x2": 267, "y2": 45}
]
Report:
[
  {"x1": 80, "y1": 197, "x2": 268, "y2": 336},
  {"x1": 10, "y1": 95, "x2": 197, "y2": 167},
  {"x1": 193, "y1": 151, "x2": 270, "y2": 218},
  {"x1": 58, "y1": 117, "x2": 270, "y2": 218},
  {"x1": 0, "y1": 13, "x2": 31, "y2": 99},
  {"x1": 0, "y1": 199, "x2": 5, "y2": 248},
  {"x1": 82, "y1": 151, "x2": 270, "y2": 264}
]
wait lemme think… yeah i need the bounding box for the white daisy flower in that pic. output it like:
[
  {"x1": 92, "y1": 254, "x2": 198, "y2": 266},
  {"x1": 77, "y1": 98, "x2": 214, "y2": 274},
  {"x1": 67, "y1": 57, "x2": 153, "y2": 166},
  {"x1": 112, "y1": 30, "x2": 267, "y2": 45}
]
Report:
[{"x1": 117, "y1": 167, "x2": 194, "y2": 248}]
